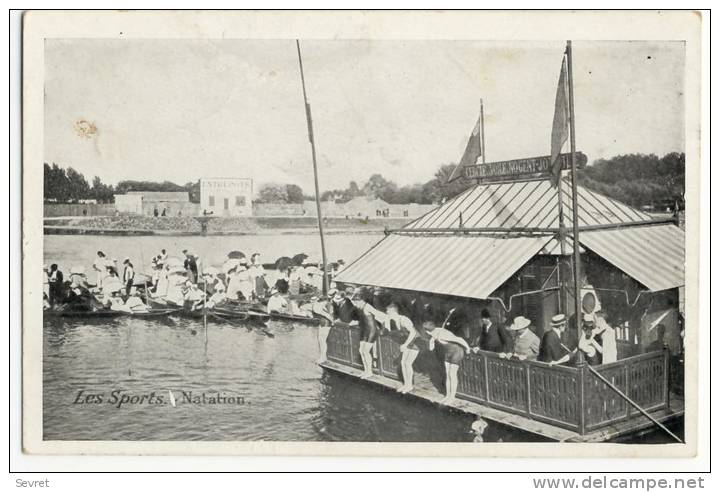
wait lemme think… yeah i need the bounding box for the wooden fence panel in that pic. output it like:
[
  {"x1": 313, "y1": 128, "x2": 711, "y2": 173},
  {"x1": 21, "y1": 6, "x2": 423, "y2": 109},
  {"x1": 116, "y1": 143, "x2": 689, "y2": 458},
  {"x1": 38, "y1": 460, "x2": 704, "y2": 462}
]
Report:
[
  {"x1": 486, "y1": 356, "x2": 528, "y2": 413},
  {"x1": 583, "y1": 362, "x2": 628, "y2": 430},
  {"x1": 326, "y1": 324, "x2": 352, "y2": 365},
  {"x1": 378, "y1": 334, "x2": 403, "y2": 381},
  {"x1": 627, "y1": 351, "x2": 668, "y2": 414},
  {"x1": 457, "y1": 353, "x2": 487, "y2": 403},
  {"x1": 528, "y1": 363, "x2": 581, "y2": 431},
  {"x1": 349, "y1": 326, "x2": 364, "y2": 370}
]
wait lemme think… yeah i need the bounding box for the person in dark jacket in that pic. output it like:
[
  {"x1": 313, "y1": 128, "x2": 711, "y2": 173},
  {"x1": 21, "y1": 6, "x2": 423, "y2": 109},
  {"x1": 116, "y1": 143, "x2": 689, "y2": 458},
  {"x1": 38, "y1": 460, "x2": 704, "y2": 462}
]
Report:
[
  {"x1": 182, "y1": 250, "x2": 198, "y2": 283},
  {"x1": 539, "y1": 314, "x2": 575, "y2": 365},
  {"x1": 472, "y1": 308, "x2": 511, "y2": 353},
  {"x1": 47, "y1": 264, "x2": 64, "y2": 307}
]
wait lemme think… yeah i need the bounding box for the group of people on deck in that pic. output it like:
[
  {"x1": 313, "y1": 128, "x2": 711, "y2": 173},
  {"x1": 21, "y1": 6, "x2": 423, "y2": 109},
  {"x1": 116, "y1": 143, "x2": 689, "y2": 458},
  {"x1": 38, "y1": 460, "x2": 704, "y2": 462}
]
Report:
[{"x1": 314, "y1": 284, "x2": 624, "y2": 406}]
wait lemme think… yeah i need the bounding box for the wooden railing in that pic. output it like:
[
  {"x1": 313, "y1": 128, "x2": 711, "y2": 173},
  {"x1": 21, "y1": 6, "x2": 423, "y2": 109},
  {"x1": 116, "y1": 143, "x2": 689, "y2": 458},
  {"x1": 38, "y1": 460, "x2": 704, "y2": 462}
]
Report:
[{"x1": 325, "y1": 324, "x2": 670, "y2": 435}]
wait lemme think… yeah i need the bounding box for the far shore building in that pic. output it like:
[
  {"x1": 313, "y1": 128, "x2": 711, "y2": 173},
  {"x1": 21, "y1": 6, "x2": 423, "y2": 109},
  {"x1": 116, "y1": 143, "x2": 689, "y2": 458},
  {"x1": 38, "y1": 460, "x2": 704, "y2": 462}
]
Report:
[
  {"x1": 200, "y1": 178, "x2": 253, "y2": 217},
  {"x1": 114, "y1": 191, "x2": 193, "y2": 216}
]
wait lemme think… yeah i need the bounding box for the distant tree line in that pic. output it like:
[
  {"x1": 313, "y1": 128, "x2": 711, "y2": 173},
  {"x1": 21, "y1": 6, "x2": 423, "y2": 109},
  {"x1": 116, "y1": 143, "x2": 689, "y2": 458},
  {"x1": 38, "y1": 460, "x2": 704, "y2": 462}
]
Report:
[
  {"x1": 577, "y1": 152, "x2": 685, "y2": 209},
  {"x1": 43, "y1": 163, "x2": 201, "y2": 204},
  {"x1": 44, "y1": 152, "x2": 685, "y2": 209}
]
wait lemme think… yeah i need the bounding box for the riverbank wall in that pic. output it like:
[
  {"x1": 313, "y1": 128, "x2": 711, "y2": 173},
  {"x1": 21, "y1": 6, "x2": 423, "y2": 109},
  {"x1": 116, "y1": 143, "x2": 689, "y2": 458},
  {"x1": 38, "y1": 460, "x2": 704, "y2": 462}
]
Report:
[{"x1": 44, "y1": 215, "x2": 412, "y2": 235}]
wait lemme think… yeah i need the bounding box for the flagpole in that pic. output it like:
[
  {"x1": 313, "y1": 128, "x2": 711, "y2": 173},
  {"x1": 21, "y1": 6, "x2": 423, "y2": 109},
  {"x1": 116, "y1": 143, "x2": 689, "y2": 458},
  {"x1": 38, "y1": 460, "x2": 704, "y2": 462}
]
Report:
[
  {"x1": 555, "y1": 57, "x2": 568, "y2": 314},
  {"x1": 480, "y1": 99, "x2": 486, "y2": 164},
  {"x1": 296, "y1": 40, "x2": 329, "y2": 295},
  {"x1": 566, "y1": 40, "x2": 584, "y2": 350}
]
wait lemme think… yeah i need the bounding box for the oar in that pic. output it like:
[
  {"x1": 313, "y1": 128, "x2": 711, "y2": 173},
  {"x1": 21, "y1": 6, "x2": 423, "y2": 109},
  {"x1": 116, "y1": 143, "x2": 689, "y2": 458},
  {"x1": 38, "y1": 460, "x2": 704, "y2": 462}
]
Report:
[{"x1": 560, "y1": 343, "x2": 682, "y2": 443}]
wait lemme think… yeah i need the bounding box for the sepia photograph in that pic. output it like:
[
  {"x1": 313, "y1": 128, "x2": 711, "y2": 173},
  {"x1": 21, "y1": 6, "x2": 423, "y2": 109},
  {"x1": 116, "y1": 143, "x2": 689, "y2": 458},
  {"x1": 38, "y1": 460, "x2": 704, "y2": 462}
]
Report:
[{"x1": 18, "y1": 10, "x2": 704, "y2": 462}]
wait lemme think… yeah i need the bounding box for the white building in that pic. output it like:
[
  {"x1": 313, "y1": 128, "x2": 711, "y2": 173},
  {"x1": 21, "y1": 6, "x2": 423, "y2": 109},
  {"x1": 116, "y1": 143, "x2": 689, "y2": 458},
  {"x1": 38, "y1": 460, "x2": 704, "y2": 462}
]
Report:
[{"x1": 200, "y1": 178, "x2": 253, "y2": 217}]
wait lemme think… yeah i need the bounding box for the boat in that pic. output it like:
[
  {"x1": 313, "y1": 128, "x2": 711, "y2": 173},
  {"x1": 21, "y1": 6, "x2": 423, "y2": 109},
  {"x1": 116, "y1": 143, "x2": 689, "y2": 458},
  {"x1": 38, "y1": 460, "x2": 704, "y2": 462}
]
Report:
[
  {"x1": 262, "y1": 311, "x2": 320, "y2": 325},
  {"x1": 44, "y1": 306, "x2": 182, "y2": 319},
  {"x1": 44, "y1": 308, "x2": 125, "y2": 319},
  {"x1": 181, "y1": 306, "x2": 270, "y2": 323}
]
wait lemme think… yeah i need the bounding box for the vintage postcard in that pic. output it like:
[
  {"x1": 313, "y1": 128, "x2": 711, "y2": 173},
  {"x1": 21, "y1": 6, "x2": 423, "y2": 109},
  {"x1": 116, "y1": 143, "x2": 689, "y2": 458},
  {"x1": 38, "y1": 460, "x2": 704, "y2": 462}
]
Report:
[{"x1": 21, "y1": 10, "x2": 703, "y2": 458}]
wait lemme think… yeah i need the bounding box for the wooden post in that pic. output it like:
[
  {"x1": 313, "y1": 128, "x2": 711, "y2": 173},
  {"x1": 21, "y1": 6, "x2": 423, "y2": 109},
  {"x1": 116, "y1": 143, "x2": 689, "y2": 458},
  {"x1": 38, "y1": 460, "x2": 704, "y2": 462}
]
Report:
[
  {"x1": 296, "y1": 40, "x2": 330, "y2": 295},
  {"x1": 566, "y1": 40, "x2": 584, "y2": 362}
]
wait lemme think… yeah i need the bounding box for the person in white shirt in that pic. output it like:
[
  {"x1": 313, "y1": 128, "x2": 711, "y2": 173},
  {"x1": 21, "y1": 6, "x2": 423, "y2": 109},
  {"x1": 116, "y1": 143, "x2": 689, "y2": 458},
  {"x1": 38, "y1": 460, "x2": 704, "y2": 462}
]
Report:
[
  {"x1": 206, "y1": 284, "x2": 227, "y2": 309},
  {"x1": 92, "y1": 251, "x2": 108, "y2": 290},
  {"x1": 183, "y1": 281, "x2": 205, "y2": 311},
  {"x1": 267, "y1": 279, "x2": 290, "y2": 314},
  {"x1": 593, "y1": 314, "x2": 617, "y2": 364}
]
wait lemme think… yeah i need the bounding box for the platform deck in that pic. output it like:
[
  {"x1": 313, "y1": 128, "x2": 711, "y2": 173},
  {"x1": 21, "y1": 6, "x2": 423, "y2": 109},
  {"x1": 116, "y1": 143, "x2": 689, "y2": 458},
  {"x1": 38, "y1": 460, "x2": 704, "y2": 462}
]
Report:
[{"x1": 319, "y1": 360, "x2": 684, "y2": 443}]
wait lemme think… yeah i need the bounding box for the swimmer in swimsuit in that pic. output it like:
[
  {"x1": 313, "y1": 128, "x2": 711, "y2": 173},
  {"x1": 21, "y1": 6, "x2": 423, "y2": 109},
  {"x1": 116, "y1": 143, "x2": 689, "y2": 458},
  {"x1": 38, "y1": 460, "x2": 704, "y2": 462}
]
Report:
[
  {"x1": 426, "y1": 322, "x2": 471, "y2": 405},
  {"x1": 351, "y1": 287, "x2": 386, "y2": 379},
  {"x1": 385, "y1": 301, "x2": 421, "y2": 393}
]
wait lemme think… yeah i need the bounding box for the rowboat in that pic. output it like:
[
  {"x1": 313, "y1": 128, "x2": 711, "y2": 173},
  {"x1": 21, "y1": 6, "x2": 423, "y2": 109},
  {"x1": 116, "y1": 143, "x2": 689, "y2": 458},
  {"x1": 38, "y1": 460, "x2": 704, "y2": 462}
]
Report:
[
  {"x1": 44, "y1": 308, "x2": 124, "y2": 319},
  {"x1": 182, "y1": 306, "x2": 270, "y2": 323},
  {"x1": 44, "y1": 307, "x2": 183, "y2": 319},
  {"x1": 262, "y1": 311, "x2": 320, "y2": 325}
]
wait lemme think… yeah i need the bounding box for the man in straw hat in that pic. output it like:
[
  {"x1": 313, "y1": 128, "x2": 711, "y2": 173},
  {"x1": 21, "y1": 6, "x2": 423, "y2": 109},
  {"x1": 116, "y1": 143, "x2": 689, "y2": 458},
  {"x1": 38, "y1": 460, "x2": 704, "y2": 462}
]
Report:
[
  {"x1": 506, "y1": 315, "x2": 540, "y2": 361},
  {"x1": 539, "y1": 314, "x2": 575, "y2": 365}
]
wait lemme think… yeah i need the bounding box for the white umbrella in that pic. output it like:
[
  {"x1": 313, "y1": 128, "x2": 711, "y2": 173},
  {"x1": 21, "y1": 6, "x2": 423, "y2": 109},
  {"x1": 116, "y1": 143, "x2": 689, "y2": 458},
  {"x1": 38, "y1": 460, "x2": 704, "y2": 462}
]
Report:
[{"x1": 70, "y1": 265, "x2": 86, "y2": 275}]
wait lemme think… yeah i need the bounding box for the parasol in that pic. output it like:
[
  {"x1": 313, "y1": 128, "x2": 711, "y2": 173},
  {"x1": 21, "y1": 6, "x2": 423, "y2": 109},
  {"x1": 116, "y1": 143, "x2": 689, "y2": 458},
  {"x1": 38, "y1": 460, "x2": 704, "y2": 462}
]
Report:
[
  {"x1": 275, "y1": 256, "x2": 294, "y2": 271},
  {"x1": 292, "y1": 253, "x2": 309, "y2": 266},
  {"x1": 227, "y1": 251, "x2": 246, "y2": 260},
  {"x1": 70, "y1": 265, "x2": 86, "y2": 275}
]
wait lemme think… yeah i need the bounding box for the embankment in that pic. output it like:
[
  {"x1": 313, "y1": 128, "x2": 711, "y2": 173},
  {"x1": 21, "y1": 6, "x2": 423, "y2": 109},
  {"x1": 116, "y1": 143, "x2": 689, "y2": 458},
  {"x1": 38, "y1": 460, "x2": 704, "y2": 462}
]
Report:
[{"x1": 43, "y1": 215, "x2": 413, "y2": 235}]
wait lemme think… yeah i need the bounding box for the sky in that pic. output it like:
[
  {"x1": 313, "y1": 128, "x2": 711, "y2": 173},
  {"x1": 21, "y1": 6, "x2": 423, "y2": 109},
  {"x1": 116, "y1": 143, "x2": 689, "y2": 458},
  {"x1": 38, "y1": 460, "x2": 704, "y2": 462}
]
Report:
[{"x1": 44, "y1": 39, "x2": 685, "y2": 194}]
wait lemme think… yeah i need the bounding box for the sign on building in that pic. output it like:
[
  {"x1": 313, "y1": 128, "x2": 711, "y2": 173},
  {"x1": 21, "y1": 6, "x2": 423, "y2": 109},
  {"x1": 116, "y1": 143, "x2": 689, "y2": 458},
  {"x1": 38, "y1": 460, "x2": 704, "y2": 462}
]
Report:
[
  {"x1": 463, "y1": 152, "x2": 587, "y2": 181},
  {"x1": 200, "y1": 178, "x2": 253, "y2": 217}
]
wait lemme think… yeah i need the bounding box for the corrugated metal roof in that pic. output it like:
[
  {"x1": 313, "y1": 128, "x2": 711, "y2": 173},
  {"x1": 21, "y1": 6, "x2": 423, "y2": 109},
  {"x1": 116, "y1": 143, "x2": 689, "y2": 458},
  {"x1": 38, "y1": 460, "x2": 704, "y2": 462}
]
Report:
[
  {"x1": 579, "y1": 224, "x2": 685, "y2": 292},
  {"x1": 334, "y1": 234, "x2": 552, "y2": 299},
  {"x1": 406, "y1": 177, "x2": 653, "y2": 231}
]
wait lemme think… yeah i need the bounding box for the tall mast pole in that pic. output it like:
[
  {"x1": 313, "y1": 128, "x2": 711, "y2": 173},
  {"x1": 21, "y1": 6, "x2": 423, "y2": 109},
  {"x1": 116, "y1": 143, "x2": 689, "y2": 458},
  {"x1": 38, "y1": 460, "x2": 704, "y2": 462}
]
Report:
[
  {"x1": 555, "y1": 54, "x2": 568, "y2": 314},
  {"x1": 566, "y1": 40, "x2": 583, "y2": 344},
  {"x1": 480, "y1": 99, "x2": 486, "y2": 164},
  {"x1": 296, "y1": 40, "x2": 329, "y2": 295}
]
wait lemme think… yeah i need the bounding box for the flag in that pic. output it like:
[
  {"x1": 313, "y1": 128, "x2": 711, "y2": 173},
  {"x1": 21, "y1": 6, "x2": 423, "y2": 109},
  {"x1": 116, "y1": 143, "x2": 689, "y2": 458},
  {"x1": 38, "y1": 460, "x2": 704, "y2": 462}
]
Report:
[
  {"x1": 550, "y1": 56, "x2": 569, "y2": 187},
  {"x1": 447, "y1": 113, "x2": 483, "y2": 182}
]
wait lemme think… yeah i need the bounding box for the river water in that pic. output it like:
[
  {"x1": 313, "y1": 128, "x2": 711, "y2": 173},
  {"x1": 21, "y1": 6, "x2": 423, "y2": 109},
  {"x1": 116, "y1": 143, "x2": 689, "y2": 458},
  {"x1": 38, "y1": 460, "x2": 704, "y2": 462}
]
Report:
[
  {"x1": 42, "y1": 233, "x2": 679, "y2": 443},
  {"x1": 43, "y1": 233, "x2": 487, "y2": 442}
]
